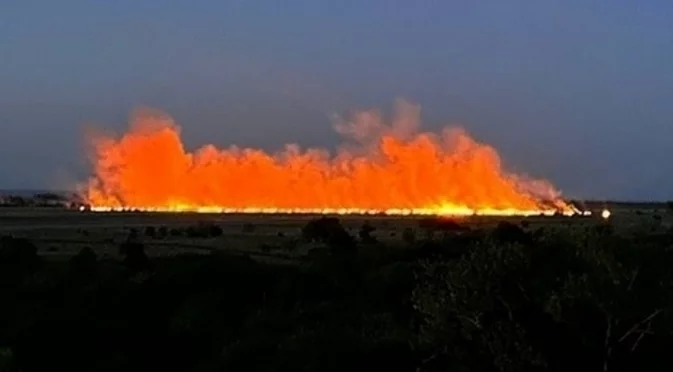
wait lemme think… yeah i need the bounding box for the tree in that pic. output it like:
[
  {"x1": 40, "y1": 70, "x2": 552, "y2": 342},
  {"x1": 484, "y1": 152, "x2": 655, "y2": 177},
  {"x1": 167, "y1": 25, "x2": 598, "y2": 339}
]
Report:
[{"x1": 358, "y1": 222, "x2": 377, "y2": 244}]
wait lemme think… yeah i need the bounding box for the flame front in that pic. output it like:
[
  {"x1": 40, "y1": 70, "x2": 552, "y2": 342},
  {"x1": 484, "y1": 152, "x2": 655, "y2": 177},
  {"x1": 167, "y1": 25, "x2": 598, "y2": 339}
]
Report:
[{"x1": 82, "y1": 100, "x2": 579, "y2": 216}]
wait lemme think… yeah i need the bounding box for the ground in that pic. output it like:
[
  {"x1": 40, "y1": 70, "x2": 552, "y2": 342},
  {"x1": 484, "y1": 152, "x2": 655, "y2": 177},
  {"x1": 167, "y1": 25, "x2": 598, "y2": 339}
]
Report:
[
  {"x1": 0, "y1": 203, "x2": 672, "y2": 371},
  {"x1": 0, "y1": 203, "x2": 669, "y2": 261}
]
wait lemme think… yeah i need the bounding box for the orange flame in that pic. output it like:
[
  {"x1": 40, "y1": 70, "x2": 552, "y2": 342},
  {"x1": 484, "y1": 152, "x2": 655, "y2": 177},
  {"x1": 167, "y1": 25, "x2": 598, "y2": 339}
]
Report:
[{"x1": 82, "y1": 100, "x2": 580, "y2": 216}]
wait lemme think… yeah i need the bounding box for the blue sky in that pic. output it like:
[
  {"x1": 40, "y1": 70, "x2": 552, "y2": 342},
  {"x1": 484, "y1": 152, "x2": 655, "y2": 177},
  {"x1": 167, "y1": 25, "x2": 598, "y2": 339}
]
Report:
[{"x1": 1, "y1": 1, "x2": 672, "y2": 200}]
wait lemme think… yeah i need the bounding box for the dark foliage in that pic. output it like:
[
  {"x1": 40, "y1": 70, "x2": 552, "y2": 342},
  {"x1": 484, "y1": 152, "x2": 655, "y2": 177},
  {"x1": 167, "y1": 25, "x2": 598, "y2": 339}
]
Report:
[
  {"x1": 418, "y1": 217, "x2": 470, "y2": 233},
  {"x1": 359, "y1": 221, "x2": 378, "y2": 244},
  {"x1": 241, "y1": 223, "x2": 256, "y2": 233},
  {"x1": 1, "y1": 220, "x2": 672, "y2": 371},
  {"x1": 186, "y1": 223, "x2": 224, "y2": 238},
  {"x1": 402, "y1": 227, "x2": 416, "y2": 244},
  {"x1": 491, "y1": 221, "x2": 531, "y2": 244},
  {"x1": 68, "y1": 247, "x2": 97, "y2": 282},
  {"x1": 144, "y1": 226, "x2": 156, "y2": 238},
  {"x1": 119, "y1": 242, "x2": 150, "y2": 273},
  {"x1": 302, "y1": 217, "x2": 356, "y2": 254}
]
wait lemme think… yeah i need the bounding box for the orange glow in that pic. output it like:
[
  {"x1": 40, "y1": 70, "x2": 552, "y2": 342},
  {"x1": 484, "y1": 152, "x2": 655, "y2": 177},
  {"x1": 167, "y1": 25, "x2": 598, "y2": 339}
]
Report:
[{"x1": 82, "y1": 100, "x2": 582, "y2": 217}]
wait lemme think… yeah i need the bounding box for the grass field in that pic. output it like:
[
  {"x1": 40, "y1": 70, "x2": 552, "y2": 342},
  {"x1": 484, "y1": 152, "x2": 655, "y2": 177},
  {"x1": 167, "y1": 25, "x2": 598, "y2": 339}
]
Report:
[
  {"x1": 0, "y1": 204, "x2": 636, "y2": 260},
  {"x1": 1, "y1": 203, "x2": 672, "y2": 371}
]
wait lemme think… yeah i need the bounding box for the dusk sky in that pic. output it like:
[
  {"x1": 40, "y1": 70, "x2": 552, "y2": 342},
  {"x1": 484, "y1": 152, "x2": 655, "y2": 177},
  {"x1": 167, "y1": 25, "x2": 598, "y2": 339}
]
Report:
[{"x1": 1, "y1": 1, "x2": 672, "y2": 200}]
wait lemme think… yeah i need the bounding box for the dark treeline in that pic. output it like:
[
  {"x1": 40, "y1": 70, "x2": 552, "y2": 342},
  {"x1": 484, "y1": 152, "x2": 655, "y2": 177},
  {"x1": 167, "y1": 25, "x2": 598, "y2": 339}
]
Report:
[
  {"x1": 0, "y1": 192, "x2": 82, "y2": 208},
  {"x1": 1, "y1": 217, "x2": 673, "y2": 371}
]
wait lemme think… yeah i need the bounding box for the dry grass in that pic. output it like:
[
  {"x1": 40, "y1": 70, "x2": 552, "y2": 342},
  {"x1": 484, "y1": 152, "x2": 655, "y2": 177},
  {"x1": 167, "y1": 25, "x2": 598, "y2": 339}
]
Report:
[{"x1": 1, "y1": 203, "x2": 670, "y2": 261}]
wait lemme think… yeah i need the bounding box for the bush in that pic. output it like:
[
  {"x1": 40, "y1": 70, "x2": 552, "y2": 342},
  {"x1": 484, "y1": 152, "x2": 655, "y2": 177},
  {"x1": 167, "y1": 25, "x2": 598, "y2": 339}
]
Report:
[
  {"x1": 0, "y1": 236, "x2": 39, "y2": 268},
  {"x1": 120, "y1": 241, "x2": 150, "y2": 272},
  {"x1": 242, "y1": 223, "x2": 256, "y2": 233},
  {"x1": 0, "y1": 236, "x2": 40, "y2": 286},
  {"x1": 302, "y1": 217, "x2": 356, "y2": 254},
  {"x1": 402, "y1": 228, "x2": 416, "y2": 244},
  {"x1": 491, "y1": 221, "x2": 530, "y2": 244},
  {"x1": 358, "y1": 222, "x2": 377, "y2": 244},
  {"x1": 302, "y1": 217, "x2": 346, "y2": 243},
  {"x1": 144, "y1": 226, "x2": 156, "y2": 238},
  {"x1": 209, "y1": 224, "x2": 223, "y2": 237},
  {"x1": 418, "y1": 218, "x2": 469, "y2": 233},
  {"x1": 69, "y1": 247, "x2": 97, "y2": 282},
  {"x1": 185, "y1": 223, "x2": 224, "y2": 238}
]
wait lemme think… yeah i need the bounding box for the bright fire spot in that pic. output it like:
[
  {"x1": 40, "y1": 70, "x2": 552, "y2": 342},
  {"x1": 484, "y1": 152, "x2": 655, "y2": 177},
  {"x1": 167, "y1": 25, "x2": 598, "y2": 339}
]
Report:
[
  {"x1": 601, "y1": 209, "x2": 611, "y2": 219},
  {"x1": 81, "y1": 100, "x2": 584, "y2": 217}
]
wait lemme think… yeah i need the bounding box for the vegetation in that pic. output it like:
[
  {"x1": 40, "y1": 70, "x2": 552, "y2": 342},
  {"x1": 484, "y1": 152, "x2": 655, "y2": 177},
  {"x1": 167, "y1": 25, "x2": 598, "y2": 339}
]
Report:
[{"x1": 0, "y1": 214, "x2": 672, "y2": 371}]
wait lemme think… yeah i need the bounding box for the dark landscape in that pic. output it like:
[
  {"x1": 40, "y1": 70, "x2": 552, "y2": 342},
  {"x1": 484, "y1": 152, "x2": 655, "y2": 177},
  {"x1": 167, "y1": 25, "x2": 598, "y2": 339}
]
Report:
[{"x1": 1, "y1": 202, "x2": 672, "y2": 371}]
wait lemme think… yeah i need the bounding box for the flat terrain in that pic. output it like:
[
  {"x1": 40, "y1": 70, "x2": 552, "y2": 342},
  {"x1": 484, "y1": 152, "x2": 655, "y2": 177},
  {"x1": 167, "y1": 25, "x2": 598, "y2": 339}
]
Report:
[
  {"x1": 1, "y1": 203, "x2": 670, "y2": 261},
  {"x1": 1, "y1": 203, "x2": 672, "y2": 371}
]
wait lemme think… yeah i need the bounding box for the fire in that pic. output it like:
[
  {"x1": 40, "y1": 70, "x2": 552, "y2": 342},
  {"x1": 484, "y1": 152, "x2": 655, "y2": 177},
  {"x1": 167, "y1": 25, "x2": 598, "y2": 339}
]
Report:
[{"x1": 82, "y1": 100, "x2": 582, "y2": 216}]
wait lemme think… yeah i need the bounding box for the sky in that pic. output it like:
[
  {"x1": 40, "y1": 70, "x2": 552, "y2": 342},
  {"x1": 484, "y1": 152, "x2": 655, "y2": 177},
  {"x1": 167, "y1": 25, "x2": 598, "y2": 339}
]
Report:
[{"x1": 1, "y1": 0, "x2": 672, "y2": 200}]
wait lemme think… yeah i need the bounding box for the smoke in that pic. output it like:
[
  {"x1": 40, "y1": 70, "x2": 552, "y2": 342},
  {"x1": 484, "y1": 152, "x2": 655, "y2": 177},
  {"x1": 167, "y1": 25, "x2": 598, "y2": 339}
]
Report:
[{"x1": 82, "y1": 99, "x2": 572, "y2": 213}]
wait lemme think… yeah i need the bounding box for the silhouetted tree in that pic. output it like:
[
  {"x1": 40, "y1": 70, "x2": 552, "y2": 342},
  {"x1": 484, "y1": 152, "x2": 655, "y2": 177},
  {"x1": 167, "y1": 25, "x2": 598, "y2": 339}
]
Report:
[
  {"x1": 69, "y1": 247, "x2": 97, "y2": 282},
  {"x1": 209, "y1": 224, "x2": 223, "y2": 237},
  {"x1": 0, "y1": 236, "x2": 38, "y2": 267},
  {"x1": 302, "y1": 217, "x2": 356, "y2": 254},
  {"x1": 358, "y1": 222, "x2": 377, "y2": 244},
  {"x1": 241, "y1": 223, "x2": 256, "y2": 233},
  {"x1": 491, "y1": 221, "x2": 530, "y2": 244},
  {"x1": 402, "y1": 228, "x2": 416, "y2": 244},
  {"x1": 418, "y1": 218, "x2": 469, "y2": 233},
  {"x1": 144, "y1": 226, "x2": 156, "y2": 238},
  {"x1": 0, "y1": 236, "x2": 40, "y2": 284},
  {"x1": 120, "y1": 241, "x2": 150, "y2": 272},
  {"x1": 5, "y1": 196, "x2": 27, "y2": 207},
  {"x1": 302, "y1": 217, "x2": 346, "y2": 243}
]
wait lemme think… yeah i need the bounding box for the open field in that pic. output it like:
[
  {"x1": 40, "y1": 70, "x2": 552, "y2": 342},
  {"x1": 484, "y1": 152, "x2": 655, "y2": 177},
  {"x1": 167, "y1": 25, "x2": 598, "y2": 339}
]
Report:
[
  {"x1": 1, "y1": 202, "x2": 670, "y2": 249},
  {"x1": 2, "y1": 204, "x2": 667, "y2": 261},
  {"x1": 1, "y1": 204, "x2": 672, "y2": 371}
]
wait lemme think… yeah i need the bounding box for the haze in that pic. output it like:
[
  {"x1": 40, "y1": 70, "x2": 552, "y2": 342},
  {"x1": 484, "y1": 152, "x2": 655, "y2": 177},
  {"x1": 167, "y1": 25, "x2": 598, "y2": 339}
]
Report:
[{"x1": 1, "y1": 1, "x2": 672, "y2": 200}]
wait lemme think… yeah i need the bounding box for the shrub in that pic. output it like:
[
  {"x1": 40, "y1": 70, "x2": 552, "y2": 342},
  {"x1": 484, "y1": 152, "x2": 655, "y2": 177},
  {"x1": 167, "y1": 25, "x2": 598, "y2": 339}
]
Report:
[
  {"x1": 144, "y1": 226, "x2": 156, "y2": 238},
  {"x1": 0, "y1": 236, "x2": 40, "y2": 284},
  {"x1": 358, "y1": 222, "x2": 377, "y2": 244},
  {"x1": 491, "y1": 221, "x2": 530, "y2": 244},
  {"x1": 302, "y1": 217, "x2": 346, "y2": 243},
  {"x1": 302, "y1": 217, "x2": 356, "y2": 254},
  {"x1": 241, "y1": 223, "x2": 256, "y2": 233},
  {"x1": 69, "y1": 247, "x2": 98, "y2": 281},
  {"x1": 0, "y1": 236, "x2": 38, "y2": 267},
  {"x1": 209, "y1": 224, "x2": 223, "y2": 237},
  {"x1": 119, "y1": 241, "x2": 150, "y2": 272},
  {"x1": 402, "y1": 228, "x2": 416, "y2": 244},
  {"x1": 418, "y1": 218, "x2": 469, "y2": 233}
]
